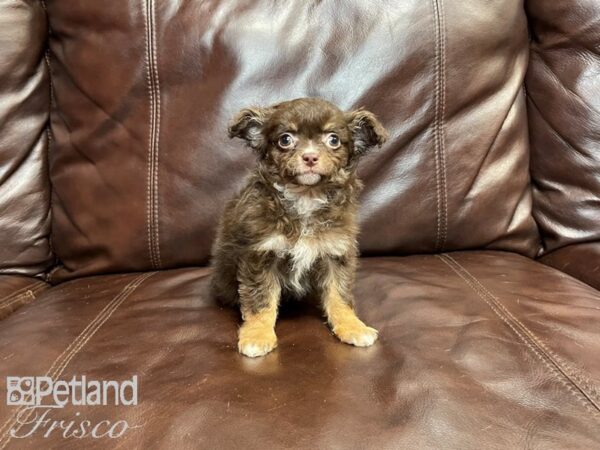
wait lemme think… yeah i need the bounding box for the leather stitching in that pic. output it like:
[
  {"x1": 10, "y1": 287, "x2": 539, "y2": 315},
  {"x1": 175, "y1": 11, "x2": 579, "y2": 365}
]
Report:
[
  {"x1": 143, "y1": 0, "x2": 162, "y2": 269},
  {"x1": 0, "y1": 285, "x2": 45, "y2": 311},
  {"x1": 431, "y1": 0, "x2": 441, "y2": 250},
  {"x1": 438, "y1": 254, "x2": 600, "y2": 418},
  {"x1": 0, "y1": 282, "x2": 46, "y2": 307},
  {"x1": 0, "y1": 272, "x2": 155, "y2": 447},
  {"x1": 0, "y1": 291, "x2": 37, "y2": 319},
  {"x1": 431, "y1": 0, "x2": 448, "y2": 252},
  {"x1": 0, "y1": 291, "x2": 35, "y2": 308},
  {"x1": 447, "y1": 254, "x2": 600, "y2": 404},
  {"x1": 143, "y1": 0, "x2": 156, "y2": 269},
  {"x1": 150, "y1": 0, "x2": 162, "y2": 268},
  {"x1": 438, "y1": 0, "x2": 448, "y2": 250}
]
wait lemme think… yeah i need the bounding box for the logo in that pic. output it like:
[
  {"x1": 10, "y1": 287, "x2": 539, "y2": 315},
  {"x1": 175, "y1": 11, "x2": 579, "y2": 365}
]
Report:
[
  {"x1": 5, "y1": 376, "x2": 141, "y2": 440},
  {"x1": 6, "y1": 376, "x2": 138, "y2": 408},
  {"x1": 6, "y1": 377, "x2": 35, "y2": 406}
]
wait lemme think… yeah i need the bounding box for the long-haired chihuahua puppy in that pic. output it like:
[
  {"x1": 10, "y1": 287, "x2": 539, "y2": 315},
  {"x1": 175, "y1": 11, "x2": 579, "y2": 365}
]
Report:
[{"x1": 211, "y1": 97, "x2": 388, "y2": 357}]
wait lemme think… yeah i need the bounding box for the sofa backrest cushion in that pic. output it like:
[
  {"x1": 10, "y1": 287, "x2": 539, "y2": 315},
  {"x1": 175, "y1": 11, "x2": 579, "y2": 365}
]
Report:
[
  {"x1": 526, "y1": 0, "x2": 600, "y2": 256},
  {"x1": 45, "y1": 0, "x2": 541, "y2": 281},
  {"x1": 0, "y1": 0, "x2": 53, "y2": 277}
]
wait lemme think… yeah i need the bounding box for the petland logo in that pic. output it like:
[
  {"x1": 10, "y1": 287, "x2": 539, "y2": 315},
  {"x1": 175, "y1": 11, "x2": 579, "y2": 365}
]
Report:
[
  {"x1": 7, "y1": 376, "x2": 138, "y2": 407},
  {"x1": 5, "y1": 376, "x2": 141, "y2": 439}
]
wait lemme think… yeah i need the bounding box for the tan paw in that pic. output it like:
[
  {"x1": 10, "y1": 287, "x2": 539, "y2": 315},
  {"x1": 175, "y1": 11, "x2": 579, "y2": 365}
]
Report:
[
  {"x1": 238, "y1": 328, "x2": 277, "y2": 358},
  {"x1": 333, "y1": 323, "x2": 378, "y2": 347}
]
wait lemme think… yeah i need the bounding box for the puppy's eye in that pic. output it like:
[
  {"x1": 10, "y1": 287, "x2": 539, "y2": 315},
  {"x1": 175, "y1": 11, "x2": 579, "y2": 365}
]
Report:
[
  {"x1": 277, "y1": 133, "x2": 294, "y2": 150},
  {"x1": 326, "y1": 133, "x2": 341, "y2": 149}
]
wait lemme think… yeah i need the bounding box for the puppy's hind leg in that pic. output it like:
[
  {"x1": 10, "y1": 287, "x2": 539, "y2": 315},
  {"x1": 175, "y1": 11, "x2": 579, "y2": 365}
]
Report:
[{"x1": 237, "y1": 259, "x2": 281, "y2": 357}]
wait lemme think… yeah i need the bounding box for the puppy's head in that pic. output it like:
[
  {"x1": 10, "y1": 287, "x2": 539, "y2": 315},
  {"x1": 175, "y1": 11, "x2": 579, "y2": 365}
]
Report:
[{"x1": 228, "y1": 98, "x2": 388, "y2": 186}]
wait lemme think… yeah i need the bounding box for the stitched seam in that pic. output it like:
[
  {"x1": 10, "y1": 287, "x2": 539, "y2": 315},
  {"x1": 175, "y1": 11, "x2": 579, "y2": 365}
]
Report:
[
  {"x1": 438, "y1": 254, "x2": 600, "y2": 417},
  {"x1": 150, "y1": 0, "x2": 162, "y2": 268},
  {"x1": 0, "y1": 272, "x2": 154, "y2": 446},
  {"x1": 0, "y1": 292, "x2": 29, "y2": 309},
  {"x1": 0, "y1": 292, "x2": 36, "y2": 317},
  {"x1": 143, "y1": 0, "x2": 162, "y2": 270},
  {"x1": 445, "y1": 255, "x2": 600, "y2": 404},
  {"x1": 0, "y1": 283, "x2": 45, "y2": 307},
  {"x1": 438, "y1": 254, "x2": 600, "y2": 418},
  {"x1": 431, "y1": 0, "x2": 448, "y2": 251},
  {"x1": 143, "y1": 0, "x2": 158, "y2": 269},
  {"x1": 443, "y1": 254, "x2": 600, "y2": 410},
  {"x1": 0, "y1": 284, "x2": 45, "y2": 310},
  {"x1": 438, "y1": 0, "x2": 448, "y2": 250},
  {"x1": 431, "y1": 0, "x2": 442, "y2": 251},
  {"x1": 0, "y1": 291, "x2": 34, "y2": 308},
  {"x1": 0, "y1": 285, "x2": 37, "y2": 305}
]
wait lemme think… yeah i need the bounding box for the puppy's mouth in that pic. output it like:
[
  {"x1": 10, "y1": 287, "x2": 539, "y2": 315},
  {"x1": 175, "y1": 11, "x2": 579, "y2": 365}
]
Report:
[{"x1": 295, "y1": 170, "x2": 322, "y2": 186}]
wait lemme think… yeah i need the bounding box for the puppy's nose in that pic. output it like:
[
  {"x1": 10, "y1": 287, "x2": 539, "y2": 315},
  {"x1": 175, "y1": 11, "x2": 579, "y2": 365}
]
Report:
[{"x1": 302, "y1": 152, "x2": 319, "y2": 167}]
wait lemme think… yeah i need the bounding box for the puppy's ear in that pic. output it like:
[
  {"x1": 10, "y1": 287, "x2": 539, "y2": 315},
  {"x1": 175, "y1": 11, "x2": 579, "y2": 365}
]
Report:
[
  {"x1": 345, "y1": 108, "x2": 388, "y2": 158},
  {"x1": 228, "y1": 107, "x2": 272, "y2": 152}
]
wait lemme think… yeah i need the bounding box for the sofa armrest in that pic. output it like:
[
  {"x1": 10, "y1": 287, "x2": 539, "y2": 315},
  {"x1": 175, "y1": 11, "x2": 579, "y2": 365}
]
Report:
[{"x1": 538, "y1": 242, "x2": 600, "y2": 291}]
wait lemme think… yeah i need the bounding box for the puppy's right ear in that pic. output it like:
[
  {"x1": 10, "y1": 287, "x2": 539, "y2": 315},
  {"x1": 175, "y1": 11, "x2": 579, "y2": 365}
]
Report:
[
  {"x1": 227, "y1": 107, "x2": 272, "y2": 152},
  {"x1": 345, "y1": 108, "x2": 388, "y2": 158}
]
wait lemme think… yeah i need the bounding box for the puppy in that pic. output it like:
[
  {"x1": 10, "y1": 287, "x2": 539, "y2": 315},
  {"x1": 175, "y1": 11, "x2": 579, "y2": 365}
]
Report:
[{"x1": 210, "y1": 97, "x2": 388, "y2": 357}]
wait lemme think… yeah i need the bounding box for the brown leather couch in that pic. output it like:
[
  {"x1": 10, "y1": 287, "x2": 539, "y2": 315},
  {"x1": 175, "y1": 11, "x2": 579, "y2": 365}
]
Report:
[{"x1": 0, "y1": 1, "x2": 599, "y2": 448}]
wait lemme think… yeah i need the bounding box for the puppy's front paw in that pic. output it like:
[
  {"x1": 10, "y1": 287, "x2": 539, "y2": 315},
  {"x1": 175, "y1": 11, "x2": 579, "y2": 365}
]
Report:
[
  {"x1": 333, "y1": 323, "x2": 378, "y2": 347},
  {"x1": 238, "y1": 327, "x2": 277, "y2": 358}
]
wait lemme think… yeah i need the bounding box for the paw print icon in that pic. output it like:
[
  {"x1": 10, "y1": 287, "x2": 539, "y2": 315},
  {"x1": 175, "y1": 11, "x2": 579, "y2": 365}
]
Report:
[{"x1": 6, "y1": 377, "x2": 35, "y2": 406}]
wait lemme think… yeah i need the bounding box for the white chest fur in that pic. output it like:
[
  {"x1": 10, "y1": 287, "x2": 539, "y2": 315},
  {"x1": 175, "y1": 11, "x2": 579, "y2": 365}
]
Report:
[
  {"x1": 273, "y1": 182, "x2": 328, "y2": 217},
  {"x1": 251, "y1": 183, "x2": 353, "y2": 292},
  {"x1": 255, "y1": 231, "x2": 352, "y2": 293}
]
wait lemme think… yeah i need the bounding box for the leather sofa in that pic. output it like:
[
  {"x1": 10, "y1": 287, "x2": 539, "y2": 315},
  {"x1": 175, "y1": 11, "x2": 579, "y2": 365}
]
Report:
[{"x1": 0, "y1": 0, "x2": 598, "y2": 448}]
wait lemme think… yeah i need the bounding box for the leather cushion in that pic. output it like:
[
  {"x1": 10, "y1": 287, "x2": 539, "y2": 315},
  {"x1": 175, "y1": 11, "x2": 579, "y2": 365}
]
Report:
[
  {"x1": 0, "y1": 0, "x2": 53, "y2": 276},
  {"x1": 45, "y1": 0, "x2": 540, "y2": 281},
  {"x1": 527, "y1": 0, "x2": 600, "y2": 256},
  {"x1": 539, "y1": 242, "x2": 600, "y2": 291},
  {"x1": 1, "y1": 252, "x2": 598, "y2": 448}
]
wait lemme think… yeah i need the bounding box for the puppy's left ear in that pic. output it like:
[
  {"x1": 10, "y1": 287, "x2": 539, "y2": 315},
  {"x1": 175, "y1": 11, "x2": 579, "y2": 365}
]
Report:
[
  {"x1": 228, "y1": 107, "x2": 272, "y2": 153},
  {"x1": 345, "y1": 108, "x2": 389, "y2": 158}
]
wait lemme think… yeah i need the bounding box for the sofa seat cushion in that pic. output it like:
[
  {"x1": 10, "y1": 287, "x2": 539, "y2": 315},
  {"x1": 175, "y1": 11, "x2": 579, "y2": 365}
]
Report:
[{"x1": 0, "y1": 252, "x2": 598, "y2": 448}]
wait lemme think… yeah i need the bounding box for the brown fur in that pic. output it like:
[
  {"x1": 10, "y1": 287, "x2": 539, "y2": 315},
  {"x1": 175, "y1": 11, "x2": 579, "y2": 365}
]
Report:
[{"x1": 210, "y1": 98, "x2": 388, "y2": 357}]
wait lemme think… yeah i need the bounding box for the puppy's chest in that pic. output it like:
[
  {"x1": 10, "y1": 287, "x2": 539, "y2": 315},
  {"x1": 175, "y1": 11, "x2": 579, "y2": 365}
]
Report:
[
  {"x1": 256, "y1": 230, "x2": 351, "y2": 262},
  {"x1": 262, "y1": 184, "x2": 347, "y2": 263},
  {"x1": 254, "y1": 226, "x2": 352, "y2": 291},
  {"x1": 253, "y1": 184, "x2": 354, "y2": 290}
]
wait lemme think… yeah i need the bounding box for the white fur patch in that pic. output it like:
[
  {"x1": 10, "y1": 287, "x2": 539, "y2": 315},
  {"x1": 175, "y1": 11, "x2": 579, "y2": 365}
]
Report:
[
  {"x1": 255, "y1": 231, "x2": 353, "y2": 294},
  {"x1": 288, "y1": 237, "x2": 320, "y2": 292},
  {"x1": 296, "y1": 173, "x2": 321, "y2": 186},
  {"x1": 255, "y1": 234, "x2": 288, "y2": 256},
  {"x1": 274, "y1": 183, "x2": 328, "y2": 217}
]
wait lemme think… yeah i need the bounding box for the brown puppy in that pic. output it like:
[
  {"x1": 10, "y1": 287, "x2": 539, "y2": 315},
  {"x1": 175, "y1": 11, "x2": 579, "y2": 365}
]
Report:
[{"x1": 210, "y1": 98, "x2": 388, "y2": 357}]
